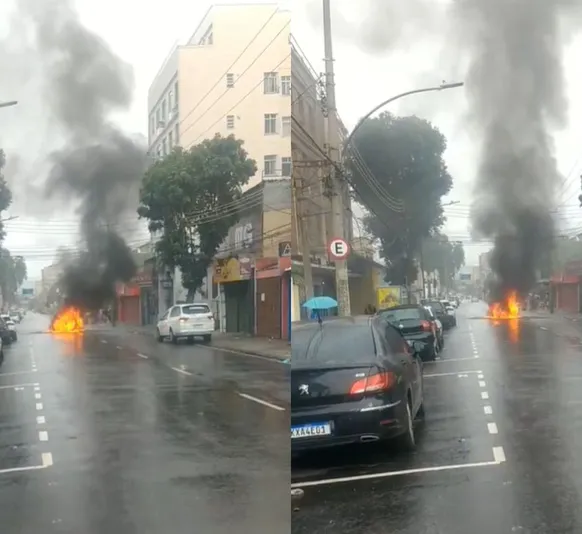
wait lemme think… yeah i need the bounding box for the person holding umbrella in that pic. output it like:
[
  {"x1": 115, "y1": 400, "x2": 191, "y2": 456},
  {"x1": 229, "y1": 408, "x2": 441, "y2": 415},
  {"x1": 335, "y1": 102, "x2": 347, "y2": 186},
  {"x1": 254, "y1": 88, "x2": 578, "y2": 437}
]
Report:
[{"x1": 302, "y1": 296, "x2": 339, "y2": 324}]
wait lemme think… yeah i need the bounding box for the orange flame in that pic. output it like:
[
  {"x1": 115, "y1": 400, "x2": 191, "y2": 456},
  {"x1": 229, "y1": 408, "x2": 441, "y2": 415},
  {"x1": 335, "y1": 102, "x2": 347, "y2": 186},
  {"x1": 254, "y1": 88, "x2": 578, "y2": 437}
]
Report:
[
  {"x1": 50, "y1": 306, "x2": 84, "y2": 333},
  {"x1": 488, "y1": 290, "x2": 520, "y2": 320}
]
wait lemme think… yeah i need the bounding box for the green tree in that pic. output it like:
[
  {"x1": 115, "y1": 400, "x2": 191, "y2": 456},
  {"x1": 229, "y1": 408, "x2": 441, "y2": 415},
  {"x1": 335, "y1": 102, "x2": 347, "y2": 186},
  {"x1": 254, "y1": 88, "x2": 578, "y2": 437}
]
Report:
[
  {"x1": 422, "y1": 234, "x2": 465, "y2": 288},
  {"x1": 0, "y1": 150, "x2": 13, "y2": 242},
  {"x1": 138, "y1": 134, "x2": 257, "y2": 299},
  {"x1": 0, "y1": 249, "x2": 27, "y2": 305},
  {"x1": 348, "y1": 112, "x2": 453, "y2": 284}
]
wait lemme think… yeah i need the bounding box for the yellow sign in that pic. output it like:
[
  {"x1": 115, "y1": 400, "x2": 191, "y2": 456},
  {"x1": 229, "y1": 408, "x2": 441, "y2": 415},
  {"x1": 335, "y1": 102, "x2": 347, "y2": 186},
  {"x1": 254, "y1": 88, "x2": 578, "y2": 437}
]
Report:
[
  {"x1": 213, "y1": 257, "x2": 252, "y2": 283},
  {"x1": 377, "y1": 287, "x2": 401, "y2": 309}
]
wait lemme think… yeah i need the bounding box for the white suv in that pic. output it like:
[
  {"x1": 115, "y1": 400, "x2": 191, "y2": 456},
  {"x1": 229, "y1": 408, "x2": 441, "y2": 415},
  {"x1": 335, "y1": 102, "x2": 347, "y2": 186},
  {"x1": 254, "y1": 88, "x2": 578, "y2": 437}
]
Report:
[{"x1": 157, "y1": 303, "x2": 215, "y2": 344}]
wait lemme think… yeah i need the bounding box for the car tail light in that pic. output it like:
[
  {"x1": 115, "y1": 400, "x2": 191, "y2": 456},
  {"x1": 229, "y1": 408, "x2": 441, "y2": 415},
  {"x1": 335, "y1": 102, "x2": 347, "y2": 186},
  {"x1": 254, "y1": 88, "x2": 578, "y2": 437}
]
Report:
[
  {"x1": 421, "y1": 320, "x2": 432, "y2": 332},
  {"x1": 349, "y1": 371, "x2": 397, "y2": 395},
  {"x1": 179, "y1": 317, "x2": 188, "y2": 323}
]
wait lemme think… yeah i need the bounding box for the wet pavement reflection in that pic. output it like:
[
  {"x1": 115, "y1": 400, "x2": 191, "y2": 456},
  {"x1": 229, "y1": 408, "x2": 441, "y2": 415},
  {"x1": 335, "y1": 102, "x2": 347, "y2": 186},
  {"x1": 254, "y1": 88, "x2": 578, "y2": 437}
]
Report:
[
  {"x1": 0, "y1": 313, "x2": 288, "y2": 534},
  {"x1": 292, "y1": 302, "x2": 582, "y2": 534}
]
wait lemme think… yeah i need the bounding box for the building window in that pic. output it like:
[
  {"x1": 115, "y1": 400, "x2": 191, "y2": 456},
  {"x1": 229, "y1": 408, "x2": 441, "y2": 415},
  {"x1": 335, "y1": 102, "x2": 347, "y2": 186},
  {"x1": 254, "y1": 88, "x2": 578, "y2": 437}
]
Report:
[
  {"x1": 161, "y1": 99, "x2": 167, "y2": 122},
  {"x1": 226, "y1": 73, "x2": 234, "y2": 88},
  {"x1": 264, "y1": 72, "x2": 279, "y2": 94},
  {"x1": 281, "y1": 76, "x2": 291, "y2": 96},
  {"x1": 168, "y1": 130, "x2": 173, "y2": 150},
  {"x1": 174, "y1": 81, "x2": 179, "y2": 110},
  {"x1": 226, "y1": 115, "x2": 235, "y2": 129},
  {"x1": 162, "y1": 137, "x2": 168, "y2": 156},
  {"x1": 149, "y1": 116, "x2": 155, "y2": 137},
  {"x1": 207, "y1": 32, "x2": 213, "y2": 45},
  {"x1": 264, "y1": 113, "x2": 278, "y2": 135},
  {"x1": 168, "y1": 90, "x2": 174, "y2": 111},
  {"x1": 156, "y1": 108, "x2": 161, "y2": 127},
  {"x1": 264, "y1": 155, "x2": 277, "y2": 177},
  {"x1": 281, "y1": 116, "x2": 291, "y2": 137},
  {"x1": 281, "y1": 157, "x2": 292, "y2": 177},
  {"x1": 156, "y1": 145, "x2": 162, "y2": 158},
  {"x1": 174, "y1": 123, "x2": 179, "y2": 146}
]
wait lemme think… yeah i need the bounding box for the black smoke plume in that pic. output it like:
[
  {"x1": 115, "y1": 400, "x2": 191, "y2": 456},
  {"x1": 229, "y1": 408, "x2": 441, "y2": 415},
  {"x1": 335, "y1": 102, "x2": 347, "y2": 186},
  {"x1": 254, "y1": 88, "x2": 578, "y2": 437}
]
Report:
[
  {"x1": 455, "y1": 0, "x2": 581, "y2": 301},
  {"x1": 17, "y1": 0, "x2": 147, "y2": 310}
]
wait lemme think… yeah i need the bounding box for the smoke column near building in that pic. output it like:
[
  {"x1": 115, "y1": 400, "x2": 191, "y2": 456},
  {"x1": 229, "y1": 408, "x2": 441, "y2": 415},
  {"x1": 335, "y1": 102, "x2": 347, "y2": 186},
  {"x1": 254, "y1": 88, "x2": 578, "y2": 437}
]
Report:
[
  {"x1": 455, "y1": 0, "x2": 581, "y2": 300},
  {"x1": 17, "y1": 0, "x2": 147, "y2": 309}
]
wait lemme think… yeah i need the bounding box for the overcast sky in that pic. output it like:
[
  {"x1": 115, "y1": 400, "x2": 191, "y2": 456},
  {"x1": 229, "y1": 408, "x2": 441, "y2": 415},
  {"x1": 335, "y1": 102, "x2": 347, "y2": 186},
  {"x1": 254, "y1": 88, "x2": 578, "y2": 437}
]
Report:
[{"x1": 1, "y1": 0, "x2": 581, "y2": 280}]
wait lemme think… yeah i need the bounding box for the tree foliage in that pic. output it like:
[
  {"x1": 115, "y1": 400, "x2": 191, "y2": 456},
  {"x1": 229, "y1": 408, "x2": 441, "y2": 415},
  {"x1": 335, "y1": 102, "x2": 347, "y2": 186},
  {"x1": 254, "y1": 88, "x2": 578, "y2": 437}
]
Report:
[
  {"x1": 348, "y1": 112, "x2": 453, "y2": 285},
  {"x1": 422, "y1": 233, "x2": 465, "y2": 286},
  {"x1": 137, "y1": 134, "x2": 257, "y2": 298},
  {"x1": 0, "y1": 249, "x2": 27, "y2": 305}
]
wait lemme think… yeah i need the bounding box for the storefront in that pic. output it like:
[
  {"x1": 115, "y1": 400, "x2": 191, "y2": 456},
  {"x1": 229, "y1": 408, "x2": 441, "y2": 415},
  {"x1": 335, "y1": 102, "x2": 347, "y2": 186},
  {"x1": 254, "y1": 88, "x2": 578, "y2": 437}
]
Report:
[
  {"x1": 254, "y1": 257, "x2": 291, "y2": 340},
  {"x1": 213, "y1": 257, "x2": 253, "y2": 334},
  {"x1": 551, "y1": 274, "x2": 580, "y2": 313},
  {"x1": 116, "y1": 282, "x2": 141, "y2": 325}
]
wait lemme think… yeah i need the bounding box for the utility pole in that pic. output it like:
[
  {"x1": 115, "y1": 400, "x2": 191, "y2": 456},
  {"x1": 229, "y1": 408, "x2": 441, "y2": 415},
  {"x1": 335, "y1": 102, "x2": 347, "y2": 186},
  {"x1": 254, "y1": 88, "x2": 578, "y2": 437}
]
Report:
[
  {"x1": 292, "y1": 164, "x2": 314, "y2": 301},
  {"x1": 322, "y1": 0, "x2": 351, "y2": 317},
  {"x1": 419, "y1": 240, "x2": 426, "y2": 299}
]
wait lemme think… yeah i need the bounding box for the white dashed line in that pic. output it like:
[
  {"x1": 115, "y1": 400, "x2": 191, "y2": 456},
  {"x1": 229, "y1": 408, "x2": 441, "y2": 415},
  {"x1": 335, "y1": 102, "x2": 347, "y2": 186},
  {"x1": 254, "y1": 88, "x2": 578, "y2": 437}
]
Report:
[
  {"x1": 171, "y1": 366, "x2": 193, "y2": 376},
  {"x1": 116, "y1": 345, "x2": 122, "y2": 350},
  {"x1": 478, "y1": 374, "x2": 484, "y2": 379},
  {"x1": 237, "y1": 392, "x2": 286, "y2": 411},
  {"x1": 137, "y1": 353, "x2": 149, "y2": 359},
  {"x1": 487, "y1": 422, "x2": 499, "y2": 434},
  {"x1": 479, "y1": 381, "x2": 487, "y2": 388},
  {"x1": 481, "y1": 392, "x2": 489, "y2": 400},
  {"x1": 424, "y1": 370, "x2": 482, "y2": 378},
  {"x1": 540, "y1": 326, "x2": 548, "y2": 330},
  {"x1": 431, "y1": 356, "x2": 479, "y2": 363},
  {"x1": 484, "y1": 405, "x2": 493, "y2": 415},
  {"x1": 493, "y1": 446, "x2": 506, "y2": 463},
  {"x1": 39, "y1": 431, "x2": 49, "y2": 442},
  {"x1": 100, "y1": 339, "x2": 108, "y2": 344},
  {"x1": 36, "y1": 416, "x2": 46, "y2": 424},
  {"x1": 36, "y1": 403, "x2": 43, "y2": 410},
  {"x1": 35, "y1": 393, "x2": 42, "y2": 399},
  {"x1": 42, "y1": 452, "x2": 53, "y2": 467},
  {"x1": 0, "y1": 383, "x2": 37, "y2": 390}
]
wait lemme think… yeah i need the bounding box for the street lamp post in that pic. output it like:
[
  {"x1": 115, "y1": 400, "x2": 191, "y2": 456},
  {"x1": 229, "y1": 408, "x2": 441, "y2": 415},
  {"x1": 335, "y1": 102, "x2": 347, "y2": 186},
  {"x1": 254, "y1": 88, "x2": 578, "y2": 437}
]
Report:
[{"x1": 0, "y1": 101, "x2": 17, "y2": 109}]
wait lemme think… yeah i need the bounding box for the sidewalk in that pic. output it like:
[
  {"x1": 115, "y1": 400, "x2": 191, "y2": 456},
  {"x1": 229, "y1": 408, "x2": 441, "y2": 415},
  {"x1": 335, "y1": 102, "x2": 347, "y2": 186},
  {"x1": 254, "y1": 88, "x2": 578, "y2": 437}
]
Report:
[{"x1": 112, "y1": 323, "x2": 291, "y2": 362}]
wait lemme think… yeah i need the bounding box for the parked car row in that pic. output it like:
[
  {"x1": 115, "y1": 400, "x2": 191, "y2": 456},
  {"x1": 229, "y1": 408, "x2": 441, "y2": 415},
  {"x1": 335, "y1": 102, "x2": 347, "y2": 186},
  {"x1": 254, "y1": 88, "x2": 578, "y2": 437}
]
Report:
[
  {"x1": 0, "y1": 311, "x2": 22, "y2": 367},
  {"x1": 290, "y1": 300, "x2": 460, "y2": 456}
]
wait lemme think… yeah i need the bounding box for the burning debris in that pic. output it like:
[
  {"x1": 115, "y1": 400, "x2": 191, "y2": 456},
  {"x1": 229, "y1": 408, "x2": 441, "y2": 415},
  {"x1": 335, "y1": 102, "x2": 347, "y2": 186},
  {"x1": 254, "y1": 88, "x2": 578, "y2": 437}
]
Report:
[
  {"x1": 15, "y1": 0, "x2": 147, "y2": 314},
  {"x1": 50, "y1": 306, "x2": 84, "y2": 333},
  {"x1": 487, "y1": 290, "x2": 520, "y2": 320}
]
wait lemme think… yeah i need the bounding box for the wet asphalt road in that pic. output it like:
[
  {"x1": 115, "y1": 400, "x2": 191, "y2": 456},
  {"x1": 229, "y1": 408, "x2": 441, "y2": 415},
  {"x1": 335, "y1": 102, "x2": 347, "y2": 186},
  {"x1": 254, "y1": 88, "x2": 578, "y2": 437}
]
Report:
[
  {"x1": 292, "y1": 302, "x2": 582, "y2": 534},
  {"x1": 0, "y1": 313, "x2": 289, "y2": 534}
]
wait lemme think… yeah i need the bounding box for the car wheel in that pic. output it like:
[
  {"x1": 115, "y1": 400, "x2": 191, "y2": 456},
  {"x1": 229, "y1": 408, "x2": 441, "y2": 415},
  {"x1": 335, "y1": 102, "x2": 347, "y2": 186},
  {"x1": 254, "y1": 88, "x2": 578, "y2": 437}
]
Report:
[
  {"x1": 169, "y1": 329, "x2": 178, "y2": 344},
  {"x1": 12, "y1": 333, "x2": 17, "y2": 342},
  {"x1": 186, "y1": 336, "x2": 195, "y2": 344},
  {"x1": 203, "y1": 334, "x2": 211, "y2": 343},
  {"x1": 398, "y1": 396, "x2": 416, "y2": 451},
  {"x1": 0, "y1": 349, "x2": 3, "y2": 366},
  {"x1": 156, "y1": 329, "x2": 163, "y2": 343}
]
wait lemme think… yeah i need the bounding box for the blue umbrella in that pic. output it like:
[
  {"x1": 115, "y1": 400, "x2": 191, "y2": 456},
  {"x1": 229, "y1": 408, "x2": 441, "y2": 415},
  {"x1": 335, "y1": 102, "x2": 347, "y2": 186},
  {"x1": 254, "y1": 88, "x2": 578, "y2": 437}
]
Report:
[{"x1": 302, "y1": 296, "x2": 338, "y2": 310}]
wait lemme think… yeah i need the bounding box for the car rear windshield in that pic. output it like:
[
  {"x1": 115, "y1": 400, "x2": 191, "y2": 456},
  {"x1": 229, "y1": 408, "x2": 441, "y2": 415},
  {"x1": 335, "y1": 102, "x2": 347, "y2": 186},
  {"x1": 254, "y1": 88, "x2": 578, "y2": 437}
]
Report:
[
  {"x1": 426, "y1": 302, "x2": 444, "y2": 311},
  {"x1": 292, "y1": 324, "x2": 376, "y2": 365},
  {"x1": 381, "y1": 308, "x2": 423, "y2": 322},
  {"x1": 181, "y1": 305, "x2": 210, "y2": 315}
]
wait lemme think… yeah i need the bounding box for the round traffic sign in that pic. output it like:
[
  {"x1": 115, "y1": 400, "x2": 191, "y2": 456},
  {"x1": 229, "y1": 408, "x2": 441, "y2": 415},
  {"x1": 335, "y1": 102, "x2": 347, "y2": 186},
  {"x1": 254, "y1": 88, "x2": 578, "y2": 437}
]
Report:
[{"x1": 328, "y1": 238, "x2": 350, "y2": 260}]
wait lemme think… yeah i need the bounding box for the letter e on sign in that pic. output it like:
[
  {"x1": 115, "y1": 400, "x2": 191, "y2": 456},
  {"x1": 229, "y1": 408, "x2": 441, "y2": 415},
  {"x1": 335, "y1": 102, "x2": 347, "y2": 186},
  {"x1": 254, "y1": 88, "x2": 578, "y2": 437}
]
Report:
[{"x1": 328, "y1": 238, "x2": 350, "y2": 260}]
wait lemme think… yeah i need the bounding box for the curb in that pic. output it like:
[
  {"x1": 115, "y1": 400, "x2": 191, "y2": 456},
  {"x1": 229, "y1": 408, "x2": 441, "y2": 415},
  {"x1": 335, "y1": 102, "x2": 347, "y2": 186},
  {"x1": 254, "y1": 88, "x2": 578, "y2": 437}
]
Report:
[{"x1": 125, "y1": 328, "x2": 290, "y2": 362}]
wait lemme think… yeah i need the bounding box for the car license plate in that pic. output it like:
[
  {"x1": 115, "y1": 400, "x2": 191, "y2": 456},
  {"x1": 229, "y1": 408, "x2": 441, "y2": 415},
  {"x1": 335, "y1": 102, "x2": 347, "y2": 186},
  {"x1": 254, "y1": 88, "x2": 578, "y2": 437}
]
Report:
[{"x1": 291, "y1": 423, "x2": 331, "y2": 439}]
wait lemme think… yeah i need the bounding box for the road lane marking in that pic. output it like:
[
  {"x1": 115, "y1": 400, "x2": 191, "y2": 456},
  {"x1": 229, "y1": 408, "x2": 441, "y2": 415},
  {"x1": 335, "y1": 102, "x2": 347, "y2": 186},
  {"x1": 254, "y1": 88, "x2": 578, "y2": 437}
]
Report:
[
  {"x1": 116, "y1": 345, "x2": 122, "y2": 350},
  {"x1": 481, "y1": 392, "x2": 489, "y2": 400},
  {"x1": 478, "y1": 373, "x2": 484, "y2": 379},
  {"x1": 479, "y1": 380, "x2": 486, "y2": 387},
  {"x1": 100, "y1": 339, "x2": 108, "y2": 344},
  {"x1": 36, "y1": 403, "x2": 43, "y2": 410},
  {"x1": 237, "y1": 392, "x2": 285, "y2": 411},
  {"x1": 34, "y1": 386, "x2": 40, "y2": 391},
  {"x1": 291, "y1": 460, "x2": 503, "y2": 488},
  {"x1": 211, "y1": 345, "x2": 287, "y2": 364},
  {"x1": 171, "y1": 366, "x2": 193, "y2": 376},
  {"x1": 35, "y1": 393, "x2": 42, "y2": 399},
  {"x1": 137, "y1": 353, "x2": 149, "y2": 359},
  {"x1": 487, "y1": 422, "x2": 499, "y2": 434},
  {"x1": 39, "y1": 431, "x2": 49, "y2": 442},
  {"x1": 37, "y1": 416, "x2": 46, "y2": 424},
  {"x1": 0, "y1": 370, "x2": 38, "y2": 377},
  {"x1": 429, "y1": 356, "x2": 479, "y2": 363},
  {"x1": 540, "y1": 326, "x2": 548, "y2": 330},
  {"x1": 42, "y1": 452, "x2": 53, "y2": 467},
  {"x1": 493, "y1": 446, "x2": 506, "y2": 463},
  {"x1": 484, "y1": 406, "x2": 493, "y2": 415},
  {"x1": 425, "y1": 370, "x2": 483, "y2": 378},
  {"x1": 0, "y1": 383, "x2": 38, "y2": 390}
]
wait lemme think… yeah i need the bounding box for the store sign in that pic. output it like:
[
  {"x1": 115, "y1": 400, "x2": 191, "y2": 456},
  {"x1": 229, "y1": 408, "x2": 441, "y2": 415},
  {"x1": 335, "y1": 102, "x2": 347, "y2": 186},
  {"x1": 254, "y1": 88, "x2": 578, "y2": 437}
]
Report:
[{"x1": 234, "y1": 222, "x2": 253, "y2": 250}]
